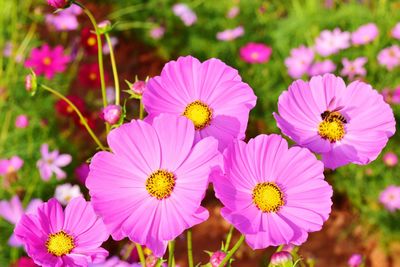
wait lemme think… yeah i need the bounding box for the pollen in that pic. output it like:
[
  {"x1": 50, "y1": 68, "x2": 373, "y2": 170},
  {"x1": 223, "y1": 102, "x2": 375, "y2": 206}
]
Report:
[
  {"x1": 250, "y1": 52, "x2": 259, "y2": 60},
  {"x1": 46, "y1": 230, "x2": 75, "y2": 257},
  {"x1": 252, "y1": 182, "x2": 285, "y2": 213},
  {"x1": 146, "y1": 170, "x2": 176, "y2": 200},
  {"x1": 318, "y1": 117, "x2": 345, "y2": 143},
  {"x1": 43, "y1": 57, "x2": 52, "y2": 66},
  {"x1": 89, "y1": 72, "x2": 97, "y2": 81},
  {"x1": 87, "y1": 37, "x2": 96, "y2": 47},
  {"x1": 182, "y1": 100, "x2": 213, "y2": 130}
]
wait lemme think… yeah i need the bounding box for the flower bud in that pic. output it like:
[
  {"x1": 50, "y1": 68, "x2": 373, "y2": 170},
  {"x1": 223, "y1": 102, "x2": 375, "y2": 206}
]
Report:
[
  {"x1": 15, "y1": 115, "x2": 29, "y2": 129},
  {"x1": 270, "y1": 251, "x2": 293, "y2": 266},
  {"x1": 98, "y1": 20, "x2": 112, "y2": 34},
  {"x1": 25, "y1": 73, "x2": 37, "y2": 95},
  {"x1": 383, "y1": 152, "x2": 398, "y2": 167},
  {"x1": 210, "y1": 251, "x2": 226, "y2": 267},
  {"x1": 347, "y1": 253, "x2": 363, "y2": 267},
  {"x1": 131, "y1": 81, "x2": 147, "y2": 95},
  {"x1": 100, "y1": 105, "x2": 122, "y2": 125},
  {"x1": 47, "y1": 0, "x2": 71, "y2": 9}
]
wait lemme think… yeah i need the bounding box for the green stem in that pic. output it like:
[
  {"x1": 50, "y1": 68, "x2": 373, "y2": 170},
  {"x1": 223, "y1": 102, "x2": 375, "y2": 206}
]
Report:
[
  {"x1": 187, "y1": 229, "x2": 194, "y2": 267},
  {"x1": 135, "y1": 243, "x2": 146, "y2": 267},
  {"x1": 218, "y1": 235, "x2": 245, "y2": 267},
  {"x1": 139, "y1": 99, "x2": 144, "y2": 119},
  {"x1": 105, "y1": 33, "x2": 120, "y2": 106},
  {"x1": 74, "y1": 1, "x2": 110, "y2": 133},
  {"x1": 168, "y1": 240, "x2": 175, "y2": 267},
  {"x1": 41, "y1": 84, "x2": 106, "y2": 151},
  {"x1": 224, "y1": 225, "x2": 234, "y2": 251},
  {"x1": 155, "y1": 258, "x2": 163, "y2": 267}
]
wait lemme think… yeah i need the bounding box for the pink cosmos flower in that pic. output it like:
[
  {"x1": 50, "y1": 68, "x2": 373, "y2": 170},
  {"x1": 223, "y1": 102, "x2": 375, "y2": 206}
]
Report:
[
  {"x1": 216, "y1": 26, "x2": 244, "y2": 41},
  {"x1": 150, "y1": 26, "x2": 165, "y2": 40},
  {"x1": 383, "y1": 152, "x2": 398, "y2": 167},
  {"x1": 212, "y1": 134, "x2": 333, "y2": 249},
  {"x1": 274, "y1": 74, "x2": 396, "y2": 169},
  {"x1": 172, "y1": 3, "x2": 197, "y2": 26},
  {"x1": 285, "y1": 46, "x2": 314, "y2": 79},
  {"x1": 86, "y1": 114, "x2": 222, "y2": 256},
  {"x1": 15, "y1": 115, "x2": 29, "y2": 128},
  {"x1": 341, "y1": 57, "x2": 368, "y2": 80},
  {"x1": 379, "y1": 185, "x2": 400, "y2": 212},
  {"x1": 45, "y1": 9, "x2": 79, "y2": 31},
  {"x1": 37, "y1": 144, "x2": 72, "y2": 181},
  {"x1": 391, "y1": 22, "x2": 400, "y2": 40},
  {"x1": 47, "y1": 0, "x2": 70, "y2": 9},
  {"x1": 239, "y1": 43, "x2": 272, "y2": 64},
  {"x1": 14, "y1": 256, "x2": 38, "y2": 267},
  {"x1": 0, "y1": 196, "x2": 42, "y2": 247},
  {"x1": 15, "y1": 197, "x2": 109, "y2": 266},
  {"x1": 378, "y1": 45, "x2": 400, "y2": 70},
  {"x1": 100, "y1": 105, "x2": 122, "y2": 125},
  {"x1": 351, "y1": 23, "x2": 379, "y2": 45},
  {"x1": 308, "y1": 60, "x2": 336, "y2": 76},
  {"x1": 315, "y1": 28, "x2": 351, "y2": 56},
  {"x1": 143, "y1": 56, "x2": 256, "y2": 151},
  {"x1": 24, "y1": 44, "x2": 70, "y2": 79},
  {"x1": 348, "y1": 253, "x2": 363, "y2": 267},
  {"x1": 381, "y1": 87, "x2": 400, "y2": 104},
  {"x1": 0, "y1": 156, "x2": 24, "y2": 175}
]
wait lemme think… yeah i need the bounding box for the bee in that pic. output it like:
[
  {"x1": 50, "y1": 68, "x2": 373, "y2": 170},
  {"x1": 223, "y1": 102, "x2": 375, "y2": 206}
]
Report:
[{"x1": 320, "y1": 97, "x2": 347, "y2": 123}]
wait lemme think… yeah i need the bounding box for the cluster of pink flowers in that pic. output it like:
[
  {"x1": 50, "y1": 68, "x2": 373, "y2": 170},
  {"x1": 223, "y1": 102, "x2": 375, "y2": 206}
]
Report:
[
  {"x1": 46, "y1": 5, "x2": 82, "y2": 31},
  {"x1": 172, "y1": 3, "x2": 197, "y2": 26}
]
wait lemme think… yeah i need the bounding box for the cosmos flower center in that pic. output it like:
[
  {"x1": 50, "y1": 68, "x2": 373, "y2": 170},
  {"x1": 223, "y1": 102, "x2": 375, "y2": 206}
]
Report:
[
  {"x1": 6, "y1": 166, "x2": 15, "y2": 173},
  {"x1": 46, "y1": 230, "x2": 75, "y2": 257},
  {"x1": 146, "y1": 170, "x2": 176, "y2": 199},
  {"x1": 182, "y1": 100, "x2": 213, "y2": 130},
  {"x1": 252, "y1": 182, "x2": 284, "y2": 213},
  {"x1": 43, "y1": 57, "x2": 52, "y2": 66},
  {"x1": 250, "y1": 52, "x2": 259, "y2": 59},
  {"x1": 318, "y1": 111, "x2": 346, "y2": 142},
  {"x1": 89, "y1": 72, "x2": 97, "y2": 81},
  {"x1": 87, "y1": 37, "x2": 96, "y2": 46}
]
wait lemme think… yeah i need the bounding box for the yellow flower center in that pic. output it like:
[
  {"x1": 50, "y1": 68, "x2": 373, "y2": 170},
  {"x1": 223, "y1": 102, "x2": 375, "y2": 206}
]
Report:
[
  {"x1": 252, "y1": 182, "x2": 284, "y2": 213},
  {"x1": 87, "y1": 37, "x2": 96, "y2": 47},
  {"x1": 43, "y1": 57, "x2": 52, "y2": 66},
  {"x1": 146, "y1": 170, "x2": 176, "y2": 199},
  {"x1": 318, "y1": 112, "x2": 346, "y2": 143},
  {"x1": 46, "y1": 231, "x2": 75, "y2": 257},
  {"x1": 6, "y1": 166, "x2": 15, "y2": 173},
  {"x1": 250, "y1": 52, "x2": 259, "y2": 60},
  {"x1": 89, "y1": 72, "x2": 97, "y2": 81},
  {"x1": 182, "y1": 100, "x2": 213, "y2": 130}
]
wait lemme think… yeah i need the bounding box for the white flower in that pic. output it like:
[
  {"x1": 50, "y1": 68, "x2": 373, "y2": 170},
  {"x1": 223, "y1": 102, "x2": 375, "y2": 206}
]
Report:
[{"x1": 54, "y1": 183, "x2": 82, "y2": 205}]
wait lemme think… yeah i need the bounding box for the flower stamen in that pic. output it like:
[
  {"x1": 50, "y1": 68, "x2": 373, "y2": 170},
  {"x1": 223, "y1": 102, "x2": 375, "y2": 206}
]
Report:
[
  {"x1": 46, "y1": 230, "x2": 75, "y2": 257},
  {"x1": 146, "y1": 170, "x2": 176, "y2": 199},
  {"x1": 182, "y1": 100, "x2": 213, "y2": 130},
  {"x1": 252, "y1": 182, "x2": 284, "y2": 213}
]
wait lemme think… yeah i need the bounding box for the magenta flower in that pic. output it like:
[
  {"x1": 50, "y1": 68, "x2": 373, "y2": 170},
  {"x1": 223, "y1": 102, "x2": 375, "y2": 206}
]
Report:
[
  {"x1": 383, "y1": 152, "x2": 398, "y2": 167},
  {"x1": 47, "y1": 0, "x2": 70, "y2": 9},
  {"x1": 315, "y1": 28, "x2": 351, "y2": 56},
  {"x1": 15, "y1": 115, "x2": 29, "y2": 128},
  {"x1": 46, "y1": 12, "x2": 79, "y2": 31},
  {"x1": 216, "y1": 26, "x2": 244, "y2": 41},
  {"x1": 341, "y1": 57, "x2": 368, "y2": 80},
  {"x1": 212, "y1": 134, "x2": 332, "y2": 249},
  {"x1": 150, "y1": 26, "x2": 165, "y2": 40},
  {"x1": 391, "y1": 22, "x2": 400, "y2": 40},
  {"x1": 274, "y1": 74, "x2": 396, "y2": 169},
  {"x1": 25, "y1": 44, "x2": 70, "y2": 79},
  {"x1": 37, "y1": 144, "x2": 72, "y2": 181},
  {"x1": 143, "y1": 56, "x2": 256, "y2": 151},
  {"x1": 379, "y1": 185, "x2": 400, "y2": 212},
  {"x1": 100, "y1": 105, "x2": 122, "y2": 125},
  {"x1": 15, "y1": 197, "x2": 109, "y2": 266},
  {"x1": 284, "y1": 45, "x2": 314, "y2": 79},
  {"x1": 0, "y1": 196, "x2": 42, "y2": 247},
  {"x1": 351, "y1": 23, "x2": 379, "y2": 45},
  {"x1": 86, "y1": 114, "x2": 221, "y2": 256},
  {"x1": 172, "y1": 3, "x2": 197, "y2": 26},
  {"x1": 308, "y1": 60, "x2": 336, "y2": 76},
  {"x1": 75, "y1": 163, "x2": 90, "y2": 184},
  {"x1": 378, "y1": 45, "x2": 400, "y2": 70},
  {"x1": 348, "y1": 254, "x2": 363, "y2": 267},
  {"x1": 239, "y1": 42, "x2": 272, "y2": 64},
  {"x1": 0, "y1": 156, "x2": 24, "y2": 175}
]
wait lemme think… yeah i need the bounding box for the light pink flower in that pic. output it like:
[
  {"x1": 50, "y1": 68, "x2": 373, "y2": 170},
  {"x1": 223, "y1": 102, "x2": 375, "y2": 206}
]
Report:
[
  {"x1": 227, "y1": 6, "x2": 239, "y2": 18},
  {"x1": 381, "y1": 87, "x2": 400, "y2": 104},
  {"x1": 0, "y1": 156, "x2": 24, "y2": 175},
  {"x1": 383, "y1": 152, "x2": 398, "y2": 167},
  {"x1": 150, "y1": 26, "x2": 165, "y2": 40},
  {"x1": 379, "y1": 185, "x2": 400, "y2": 212},
  {"x1": 24, "y1": 44, "x2": 70, "y2": 79},
  {"x1": 15, "y1": 115, "x2": 29, "y2": 128},
  {"x1": 216, "y1": 26, "x2": 244, "y2": 41},
  {"x1": 341, "y1": 57, "x2": 368, "y2": 80},
  {"x1": 308, "y1": 60, "x2": 336, "y2": 76},
  {"x1": 348, "y1": 254, "x2": 363, "y2": 267},
  {"x1": 36, "y1": 144, "x2": 72, "y2": 181},
  {"x1": 351, "y1": 23, "x2": 379, "y2": 45},
  {"x1": 378, "y1": 45, "x2": 400, "y2": 70},
  {"x1": 172, "y1": 3, "x2": 197, "y2": 26},
  {"x1": 284, "y1": 45, "x2": 314, "y2": 79},
  {"x1": 46, "y1": 11, "x2": 79, "y2": 31},
  {"x1": 315, "y1": 28, "x2": 351, "y2": 56},
  {"x1": 0, "y1": 196, "x2": 42, "y2": 247},
  {"x1": 239, "y1": 42, "x2": 272, "y2": 64},
  {"x1": 391, "y1": 22, "x2": 400, "y2": 40}
]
